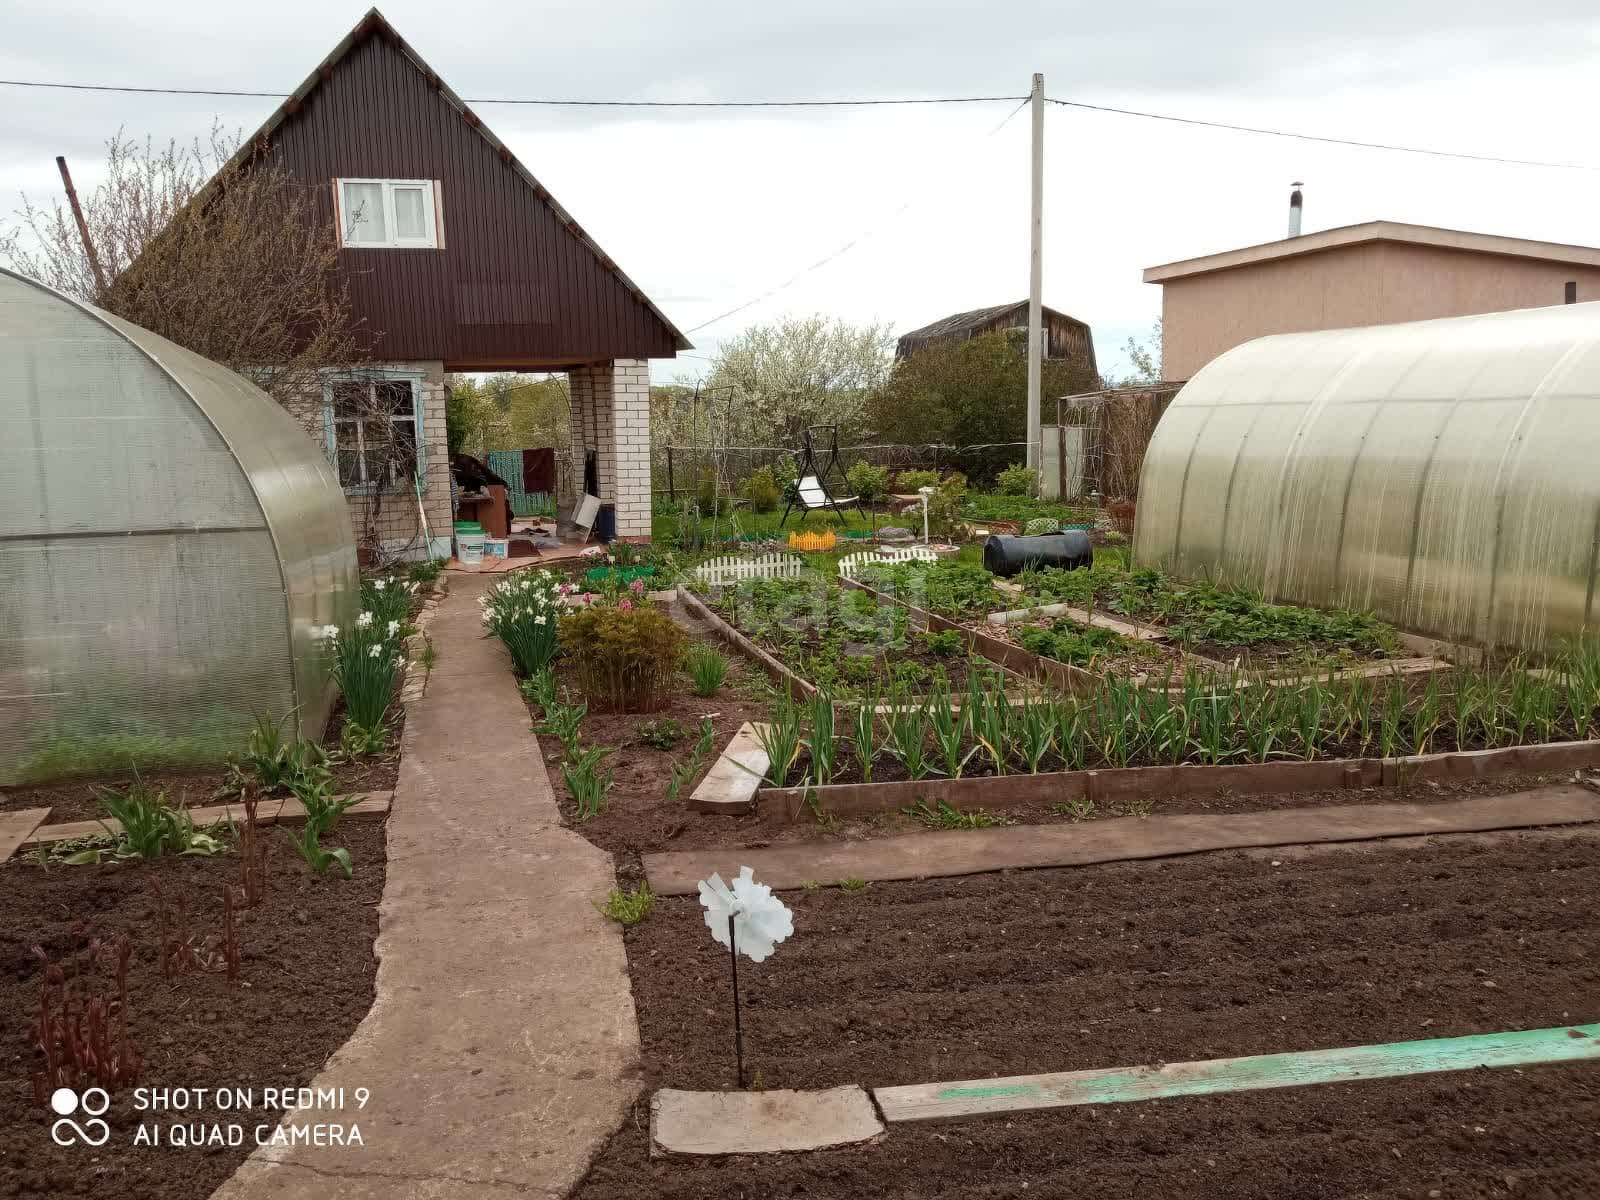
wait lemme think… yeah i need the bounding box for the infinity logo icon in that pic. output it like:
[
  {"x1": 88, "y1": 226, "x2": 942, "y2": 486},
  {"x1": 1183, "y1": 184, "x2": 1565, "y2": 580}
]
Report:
[{"x1": 49, "y1": 1087, "x2": 111, "y2": 1147}]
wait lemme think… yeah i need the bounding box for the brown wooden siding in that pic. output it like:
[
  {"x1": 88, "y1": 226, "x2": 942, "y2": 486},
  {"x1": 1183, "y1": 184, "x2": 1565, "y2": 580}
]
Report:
[{"x1": 265, "y1": 32, "x2": 679, "y2": 369}]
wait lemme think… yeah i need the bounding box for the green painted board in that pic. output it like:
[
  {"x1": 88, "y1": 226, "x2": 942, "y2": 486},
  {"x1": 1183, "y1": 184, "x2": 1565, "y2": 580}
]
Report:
[{"x1": 873, "y1": 1023, "x2": 1600, "y2": 1124}]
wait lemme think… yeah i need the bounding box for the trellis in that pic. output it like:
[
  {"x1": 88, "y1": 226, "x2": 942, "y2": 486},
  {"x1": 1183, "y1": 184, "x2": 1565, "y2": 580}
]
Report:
[
  {"x1": 693, "y1": 553, "x2": 807, "y2": 587},
  {"x1": 836, "y1": 546, "x2": 939, "y2": 578}
]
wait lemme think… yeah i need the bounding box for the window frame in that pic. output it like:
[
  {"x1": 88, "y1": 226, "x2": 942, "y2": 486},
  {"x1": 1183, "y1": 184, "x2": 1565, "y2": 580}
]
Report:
[
  {"x1": 335, "y1": 178, "x2": 439, "y2": 249},
  {"x1": 320, "y1": 368, "x2": 427, "y2": 495}
]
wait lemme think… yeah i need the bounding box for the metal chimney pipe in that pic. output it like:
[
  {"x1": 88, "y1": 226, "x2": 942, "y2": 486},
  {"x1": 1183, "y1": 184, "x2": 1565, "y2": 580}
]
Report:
[{"x1": 1288, "y1": 182, "x2": 1304, "y2": 238}]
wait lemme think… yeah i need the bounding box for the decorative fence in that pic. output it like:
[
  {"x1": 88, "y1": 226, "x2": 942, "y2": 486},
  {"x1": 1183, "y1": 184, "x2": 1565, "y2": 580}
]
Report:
[
  {"x1": 692, "y1": 553, "x2": 807, "y2": 587},
  {"x1": 836, "y1": 546, "x2": 939, "y2": 578}
]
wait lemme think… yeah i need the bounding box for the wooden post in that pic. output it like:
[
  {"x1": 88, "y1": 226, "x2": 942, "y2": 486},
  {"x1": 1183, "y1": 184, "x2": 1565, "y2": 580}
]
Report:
[
  {"x1": 666, "y1": 445, "x2": 676, "y2": 500},
  {"x1": 56, "y1": 156, "x2": 107, "y2": 298}
]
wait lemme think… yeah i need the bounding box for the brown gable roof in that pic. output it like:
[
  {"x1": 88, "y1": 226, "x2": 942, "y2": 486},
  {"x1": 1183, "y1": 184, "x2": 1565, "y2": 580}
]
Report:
[{"x1": 218, "y1": 7, "x2": 689, "y2": 361}]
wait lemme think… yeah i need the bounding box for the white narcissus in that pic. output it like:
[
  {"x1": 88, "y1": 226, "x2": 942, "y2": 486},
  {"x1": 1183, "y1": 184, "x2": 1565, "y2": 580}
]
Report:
[{"x1": 698, "y1": 867, "x2": 794, "y2": 963}]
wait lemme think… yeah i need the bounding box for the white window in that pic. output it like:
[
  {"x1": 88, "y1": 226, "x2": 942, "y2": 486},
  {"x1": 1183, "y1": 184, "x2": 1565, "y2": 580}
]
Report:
[
  {"x1": 336, "y1": 179, "x2": 438, "y2": 248},
  {"x1": 324, "y1": 373, "x2": 424, "y2": 491}
]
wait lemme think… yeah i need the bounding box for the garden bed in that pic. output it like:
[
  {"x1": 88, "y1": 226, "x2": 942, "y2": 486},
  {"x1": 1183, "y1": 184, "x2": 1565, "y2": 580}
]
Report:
[
  {"x1": 0, "y1": 819, "x2": 386, "y2": 1200},
  {"x1": 697, "y1": 574, "x2": 1013, "y2": 700},
  {"x1": 577, "y1": 828, "x2": 1600, "y2": 1197},
  {"x1": 0, "y1": 708, "x2": 404, "y2": 827}
]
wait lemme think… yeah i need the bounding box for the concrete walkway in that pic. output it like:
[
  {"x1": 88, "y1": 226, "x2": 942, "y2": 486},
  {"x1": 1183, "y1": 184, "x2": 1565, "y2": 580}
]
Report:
[
  {"x1": 644, "y1": 786, "x2": 1600, "y2": 895},
  {"x1": 215, "y1": 573, "x2": 639, "y2": 1199}
]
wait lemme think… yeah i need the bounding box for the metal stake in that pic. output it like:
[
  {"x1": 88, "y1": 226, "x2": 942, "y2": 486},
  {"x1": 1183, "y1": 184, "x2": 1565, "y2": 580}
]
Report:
[{"x1": 728, "y1": 912, "x2": 745, "y2": 1089}]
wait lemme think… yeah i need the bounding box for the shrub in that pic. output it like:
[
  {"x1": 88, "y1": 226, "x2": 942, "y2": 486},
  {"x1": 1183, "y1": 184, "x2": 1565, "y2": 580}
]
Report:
[
  {"x1": 744, "y1": 466, "x2": 781, "y2": 513},
  {"x1": 684, "y1": 644, "x2": 730, "y2": 697},
  {"x1": 996, "y1": 464, "x2": 1037, "y2": 496},
  {"x1": 480, "y1": 570, "x2": 563, "y2": 676},
  {"x1": 845, "y1": 461, "x2": 890, "y2": 507},
  {"x1": 561, "y1": 604, "x2": 686, "y2": 712},
  {"x1": 407, "y1": 559, "x2": 442, "y2": 585},
  {"x1": 925, "y1": 474, "x2": 969, "y2": 538},
  {"x1": 91, "y1": 784, "x2": 224, "y2": 860},
  {"x1": 897, "y1": 469, "x2": 939, "y2": 492}
]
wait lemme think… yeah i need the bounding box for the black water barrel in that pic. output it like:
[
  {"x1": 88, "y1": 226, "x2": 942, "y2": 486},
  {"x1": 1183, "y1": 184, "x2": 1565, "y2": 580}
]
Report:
[{"x1": 983, "y1": 530, "x2": 1093, "y2": 577}]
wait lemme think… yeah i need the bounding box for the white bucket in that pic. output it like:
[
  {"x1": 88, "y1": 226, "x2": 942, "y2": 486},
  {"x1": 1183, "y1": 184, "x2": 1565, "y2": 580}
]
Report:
[
  {"x1": 456, "y1": 531, "x2": 486, "y2": 565},
  {"x1": 483, "y1": 537, "x2": 509, "y2": 559}
]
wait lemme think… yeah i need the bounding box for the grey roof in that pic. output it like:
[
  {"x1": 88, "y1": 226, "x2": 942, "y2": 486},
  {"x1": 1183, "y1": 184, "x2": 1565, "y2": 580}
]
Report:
[{"x1": 897, "y1": 301, "x2": 1089, "y2": 355}]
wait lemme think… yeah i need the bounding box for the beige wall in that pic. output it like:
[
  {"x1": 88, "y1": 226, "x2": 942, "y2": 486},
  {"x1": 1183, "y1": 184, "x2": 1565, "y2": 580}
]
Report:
[{"x1": 1160, "y1": 245, "x2": 1600, "y2": 381}]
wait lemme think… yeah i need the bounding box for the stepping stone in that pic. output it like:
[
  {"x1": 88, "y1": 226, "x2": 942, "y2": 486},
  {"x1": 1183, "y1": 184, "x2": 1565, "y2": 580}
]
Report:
[
  {"x1": 0, "y1": 808, "x2": 51, "y2": 859},
  {"x1": 689, "y1": 722, "x2": 769, "y2": 815},
  {"x1": 651, "y1": 1086, "x2": 883, "y2": 1156}
]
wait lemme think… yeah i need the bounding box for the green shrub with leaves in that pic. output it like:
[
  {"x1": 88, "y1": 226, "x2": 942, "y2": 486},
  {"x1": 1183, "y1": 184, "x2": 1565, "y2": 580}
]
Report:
[
  {"x1": 684, "y1": 644, "x2": 730, "y2": 697},
  {"x1": 232, "y1": 713, "x2": 332, "y2": 795},
  {"x1": 407, "y1": 559, "x2": 443, "y2": 585},
  {"x1": 921, "y1": 629, "x2": 964, "y2": 657},
  {"x1": 925, "y1": 474, "x2": 968, "y2": 538},
  {"x1": 846, "y1": 461, "x2": 890, "y2": 507},
  {"x1": 480, "y1": 569, "x2": 563, "y2": 676},
  {"x1": 85, "y1": 783, "x2": 224, "y2": 862},
  {"x1": 896, "y1": 469, "x2": 939, "y2": 492},
  {"x1": 561, "y1": 604, "x2": 686, "y2": 712},
  {"x1": 996, "y1": 464, "x2": 1037, "y2": 496},
  {"x1": 744, "y1": 465, "x2": 781, "y2": 513}
]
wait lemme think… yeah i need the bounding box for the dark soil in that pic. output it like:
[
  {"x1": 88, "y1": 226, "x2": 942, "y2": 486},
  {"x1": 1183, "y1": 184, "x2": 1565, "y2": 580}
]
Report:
[
  {"x1": 530, "y1": 607, "x2": 771, "y2": 874},
  {"x1": 0, "y1": 818, "x2": 386, "y2": 1200},
  {"x1": 1, "y1": 708, "x2": 404, "y2": 826},
  {"x1": 577, "y1": 830, "x2": 1600, "y2": 1198}
]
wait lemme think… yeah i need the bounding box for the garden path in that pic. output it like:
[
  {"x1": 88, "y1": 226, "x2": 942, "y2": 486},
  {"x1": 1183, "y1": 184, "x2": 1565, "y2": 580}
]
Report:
[
  {"x1": 643, "y1": 786, "x2": 1600, "y2": 895},
  {"x1": 214, "y1": 572, "x2": 640, "y2": 1200}
]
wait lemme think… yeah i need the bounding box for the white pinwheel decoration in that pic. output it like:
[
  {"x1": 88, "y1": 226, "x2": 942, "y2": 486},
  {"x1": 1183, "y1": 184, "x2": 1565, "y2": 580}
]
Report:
[{"x1": 698, "y1": 867, "x2": 793, "y2": 963}]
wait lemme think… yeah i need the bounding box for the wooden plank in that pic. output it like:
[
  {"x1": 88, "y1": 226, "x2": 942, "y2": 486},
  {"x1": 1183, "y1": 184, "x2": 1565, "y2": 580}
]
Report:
[
  {"x1": 986, "y1": 600, "x2": 1169, "y2": 642},
  {"x1": 677, "y1": 586, "x2": 816, "y2": 698},
  {"x1": 651, "y1": 1086, "x2": 882, "y2": 1156},
  {"x1": 689, "y1": 722, "x2": 769, "y2": 814},
  {"x1": 873, "y1": 1023, "x2": 1600, "y2": 1125},
  {"x1": 0, "y1": 808, "x2": 52, "y2": 860},
  {"x1": 20, "y1": 792, "x2": 389, "y2": 848},
  {"x1": 646, "y1": 786, "x2": 1600, "y2": 895}
]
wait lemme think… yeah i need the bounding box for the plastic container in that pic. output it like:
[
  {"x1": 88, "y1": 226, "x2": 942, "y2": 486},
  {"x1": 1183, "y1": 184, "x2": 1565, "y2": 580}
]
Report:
[
  {"x1": 982, "y1": 530, "x2": 1093, "y2": 577},
  {"x1": 483, "y1": 537, "x2": 509, "y2": 559},
  {"x1": 456, "y1": 531, "x2": 486, "y2": 566}
]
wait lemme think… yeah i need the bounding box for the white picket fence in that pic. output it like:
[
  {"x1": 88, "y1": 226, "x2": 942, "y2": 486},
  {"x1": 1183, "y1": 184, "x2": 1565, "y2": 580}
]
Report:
[
  {"x1": 837, "y1": 546, "x2": 939, "y2": 578},
  {"x1": 693, "y1": 552, "x2": 807, "y2": 587}
]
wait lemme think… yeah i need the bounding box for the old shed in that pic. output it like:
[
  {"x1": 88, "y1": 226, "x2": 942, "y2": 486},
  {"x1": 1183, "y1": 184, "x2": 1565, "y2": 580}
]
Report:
[{"x1": 896, "y1": 301, "x2": 1097, "y2": 374}]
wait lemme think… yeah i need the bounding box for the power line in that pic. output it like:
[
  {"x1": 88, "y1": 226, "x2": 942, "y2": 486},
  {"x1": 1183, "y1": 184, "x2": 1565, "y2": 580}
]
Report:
[
  {"x1": 0, "y1": 78, "x2": 1021, "y2": 106},
  {"x1": 1046, "y1": 97, "x2": 1600, "y2": 171},
  {"x1": 685, "y1": 98, "x2": 1031, "y2": 335},
  {"x1": 5, "y1": 74, "x2": 1592, "y2": 170}
]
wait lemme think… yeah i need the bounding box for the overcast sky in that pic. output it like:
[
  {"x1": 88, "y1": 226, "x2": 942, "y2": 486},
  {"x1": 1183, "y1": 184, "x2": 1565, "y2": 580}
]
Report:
[{"x1": 3, "y1": 0, "x2": 1598, "y2": 382}]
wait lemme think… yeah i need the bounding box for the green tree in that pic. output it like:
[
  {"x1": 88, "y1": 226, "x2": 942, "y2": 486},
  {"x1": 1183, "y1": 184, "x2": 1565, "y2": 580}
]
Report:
[{"x1": 868, "y1": 330, "x2": 1096, "y2": 486}]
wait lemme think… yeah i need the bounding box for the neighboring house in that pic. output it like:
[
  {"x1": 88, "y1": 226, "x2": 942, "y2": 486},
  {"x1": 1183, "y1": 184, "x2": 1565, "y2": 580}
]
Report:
[
  {"x1": 221, "y1": 7, "x2": 687, "y2": 556},
  {"x1": 1145, "y1": 220, "x2": 1600, "y2": 382},
  {"x1": 895, "y1": 301, "x2": 1098, "y2": 375}
]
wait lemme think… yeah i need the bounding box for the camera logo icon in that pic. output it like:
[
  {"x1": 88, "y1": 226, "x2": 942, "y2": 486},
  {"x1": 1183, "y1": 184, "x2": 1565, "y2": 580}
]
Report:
[{"x1": 49, "y1": 1087, "x2": 111, "y2": 1147}]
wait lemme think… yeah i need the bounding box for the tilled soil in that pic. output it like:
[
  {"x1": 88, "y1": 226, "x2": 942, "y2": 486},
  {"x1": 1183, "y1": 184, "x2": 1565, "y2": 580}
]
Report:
[
  {"x1": 0, "y1": 708, "x2": 403, "y2": 826},
  {"x1": 0, "y1": 820, "x2": 386, "y2": 1200},
  {"x1": 577, "y1": 830, "x2": 1600, "y2": 1197}
]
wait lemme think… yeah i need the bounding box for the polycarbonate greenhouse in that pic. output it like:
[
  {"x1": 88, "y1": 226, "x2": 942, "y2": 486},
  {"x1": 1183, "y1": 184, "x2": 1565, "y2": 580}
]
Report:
[
  {"x1": 1134, "y1": 301, "x2": 1600, "y2": 653},
  {"x1": 0, "y1": 268, "x2": 358, "y2": 784}
]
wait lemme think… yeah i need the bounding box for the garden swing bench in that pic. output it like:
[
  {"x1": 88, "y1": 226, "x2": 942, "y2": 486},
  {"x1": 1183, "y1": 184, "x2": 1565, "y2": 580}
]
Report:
[{"x1": 779, "y1": 425, "x2": 865, "y2": 526}]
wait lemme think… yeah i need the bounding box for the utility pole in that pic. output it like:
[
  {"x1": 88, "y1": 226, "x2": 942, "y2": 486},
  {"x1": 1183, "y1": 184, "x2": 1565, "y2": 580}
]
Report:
[
  {"x1": 56, "y1": 156, "x2": 107, "y2": 299},
  {"x1": 1025, "y1": 73, "x2": 1044, "y2": 485}
]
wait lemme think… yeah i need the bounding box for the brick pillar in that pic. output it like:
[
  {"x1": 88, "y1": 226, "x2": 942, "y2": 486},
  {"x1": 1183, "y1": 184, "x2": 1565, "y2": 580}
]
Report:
[
  {"x1": 610, "y1": 359, "x2": 652, "y2": 539},
  {"x1": 567, "y1": 360, "x2": 652, "y2": 540}
]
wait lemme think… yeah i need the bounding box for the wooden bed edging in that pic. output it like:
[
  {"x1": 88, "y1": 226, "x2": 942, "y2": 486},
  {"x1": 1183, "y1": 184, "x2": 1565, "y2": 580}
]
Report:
[
  {"x1": 675, "y1": 585, "x2": 817, "y2": 698},
  {"x1": 839, "y1": 576, "x2": 1101, "y2": 696},
  {"x1": 758, "y1": 739, "x2": 1600, "y2": 822}
]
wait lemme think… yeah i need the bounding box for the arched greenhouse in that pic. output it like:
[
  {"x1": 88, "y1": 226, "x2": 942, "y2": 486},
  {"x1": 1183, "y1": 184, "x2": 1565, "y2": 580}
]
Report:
[
  {"x1": 0, "y1": 268, "x2": 358, "y2": 784},
  {"x1": 1133, "y1": 301, "x2": 1600, "y2": 653}
]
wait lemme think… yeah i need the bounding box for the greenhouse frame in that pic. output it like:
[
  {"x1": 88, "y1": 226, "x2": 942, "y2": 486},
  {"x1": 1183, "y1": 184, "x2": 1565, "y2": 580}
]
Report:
[
  {"x1": 0, "y1": 268, "x2": 358, "y2": 784},
  {"x1": 1133, "y1": 301, "x2": 1600, "y2": 653}
]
